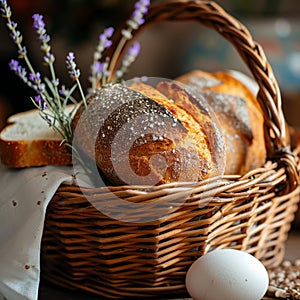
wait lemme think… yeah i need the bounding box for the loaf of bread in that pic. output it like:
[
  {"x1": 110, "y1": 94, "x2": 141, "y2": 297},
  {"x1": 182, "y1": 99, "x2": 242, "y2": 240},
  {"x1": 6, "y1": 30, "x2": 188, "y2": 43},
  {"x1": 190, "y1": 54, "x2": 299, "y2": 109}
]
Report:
[
  {"x1": 72, "y1": 82, "x2": 225, "y2": 186},
  {"x1": 0, "y1": 108, "x2": 72, "y2": 168},
  {"x1": 176, "y1": 70, "x2": 266, "y2": 175},
  {"x1": 72, "y1": 70, "x2": 266, "y2": 186}
]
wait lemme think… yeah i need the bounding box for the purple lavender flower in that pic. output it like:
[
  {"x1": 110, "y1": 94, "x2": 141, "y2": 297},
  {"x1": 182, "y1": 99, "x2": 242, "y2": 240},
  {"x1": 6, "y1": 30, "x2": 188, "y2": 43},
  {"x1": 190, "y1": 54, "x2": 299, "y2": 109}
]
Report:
[
  {"x1": 30, "y1": 72, "x2": 42, "y2": 82},
  {"x1": 0, "y1": 0, "x2": 7, "y2": 8},
  {"x1": 59, "y1": 85, "x2": 69, "y2": 97},
  {"x1": 135, "y1": 0, "x2": 150, "y2": 11},
  {"x1": 121, "y1": 0, "x2": 150, "y2": 40},
  {"x1": 34, "y1": 94, "x2": 47, "y2": 110},
  {"x1": 116, "y1": 41, "x2": 141, "y2": 79},
  {"x1": 99, "y1": 27, "x2": 114, "y2": 50},
  {"x1": 11, "y1": 28, "x2": 21, "y2": 43},
  {"x1": 8, "y1": 21, "x2": 21, "y2": 42},
  {"x1": 44, "y1": 53, "x2": 54, "y2": 64},
  {"x1": 92, "y1": 61, "x2": 103, "y2": 73},
  {"x1": 1, "y1": 0, "x2": 25, "y2": 48},
  {"x1": 34, "y1": 94, "x2": 41, "y2": 103},
  {"x1": 8, "y1": 59, "x2": 32, "y2": 87},
  {"x1": 89, "y1": 27, "x2": 115, "y2": 88},
  {"x1": 32, "y1": 14, "x2": 50, "y2": 44},
  {"x1": 36, "y1": 72, "x2": 42, "y2": 81},
  {"x1": 29, "y1": 71, "x2": 42, "y2": 84},
  {"x1": 9, "y1": 59, "x2": 26, "y2": 82},
  {"x1": 32, "y1": 13, "x2": 54, "y2": 65},
  {"x1": 104, "y1": 27, "x2": 114, "y2": 38},
  {"x1": 128, "y1": 41, "x2": 141, "y2": 57},
  {"x1": 66, "y1": 52, "x2": 81, "y2": 80},
  {"x1": 126, "y1": 0, "x2": 150, "y2": 30},
  {"x1": 0, "y1": 0, "x2": 9, "y2": 16},
  {"x1": 32, "y1": 14, "x2": 45, "y2": 32},
  {"x1": 93, "y1": 26, "x2": 114, "y2": 61},
  {"x1": 28, "y1": 71, "x2": 46, "y2": 94},
  {"x1": 89, "y1": 0, "x2": 150, "y2": 87},
  {"x1": 8, "y1": 59, "x2": 19, "y2": 72},
  {"x1": 90, "y1": 61, "x2": 104, "y2": 78},
  {"x1": 9, "y1": 59, "x2": 47, "y2": 95},
  {"x1": 29, "y1": 73, "x2": 35, "y2": 82}
]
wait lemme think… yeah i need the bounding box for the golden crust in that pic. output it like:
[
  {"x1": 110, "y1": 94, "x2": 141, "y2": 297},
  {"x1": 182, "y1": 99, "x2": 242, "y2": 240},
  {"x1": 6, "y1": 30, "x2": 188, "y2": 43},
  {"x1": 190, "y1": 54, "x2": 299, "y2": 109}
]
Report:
[
  {"x1": 131, "y1": 81, "x2": 223, "y2": 178},
  {"x1": 0, "y1": 139, "x2": 72, "y2": 168},
  {"x1": 72, "y1": 83, "x2": 219, "y2": 185}
]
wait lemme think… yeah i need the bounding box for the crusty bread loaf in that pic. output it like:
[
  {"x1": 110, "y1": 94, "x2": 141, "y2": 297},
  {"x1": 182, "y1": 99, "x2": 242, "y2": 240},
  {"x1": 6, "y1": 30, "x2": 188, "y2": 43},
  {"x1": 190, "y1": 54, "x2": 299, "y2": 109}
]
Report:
[
  {"x1": 72, "y1": 70, "x2": 267, "y2": 185},
  {"x1": 176, "y1": 70, "x2": 266, "y2": 175},
  {"x1": 72, "y1": 82, "x2": 225, "y2": 186},
  {"x1": 0, "y1": 108, "x2": 72, "y2": 168}
]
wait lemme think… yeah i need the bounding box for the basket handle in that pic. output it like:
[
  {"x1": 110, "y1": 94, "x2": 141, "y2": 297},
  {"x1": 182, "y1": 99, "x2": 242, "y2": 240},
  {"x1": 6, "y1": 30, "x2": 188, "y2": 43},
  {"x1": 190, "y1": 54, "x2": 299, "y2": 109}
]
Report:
[{"x1": 106, "y1": 0, "x2": 299, "y2": 192}]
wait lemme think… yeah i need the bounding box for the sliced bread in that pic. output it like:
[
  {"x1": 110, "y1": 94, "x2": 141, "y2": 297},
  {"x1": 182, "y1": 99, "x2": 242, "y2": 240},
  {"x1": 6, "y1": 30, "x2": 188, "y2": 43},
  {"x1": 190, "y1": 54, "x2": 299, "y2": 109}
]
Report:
[{"x1": 0, "y1": 107, "x2": 74, "y2": 168}]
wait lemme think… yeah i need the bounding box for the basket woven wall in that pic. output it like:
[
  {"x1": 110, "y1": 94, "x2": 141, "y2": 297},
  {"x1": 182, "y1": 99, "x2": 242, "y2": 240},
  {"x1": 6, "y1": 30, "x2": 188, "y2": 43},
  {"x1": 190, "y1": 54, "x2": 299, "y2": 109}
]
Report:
[{"x1": 41, "y1": 0, "x2": 300, "y2": 298}]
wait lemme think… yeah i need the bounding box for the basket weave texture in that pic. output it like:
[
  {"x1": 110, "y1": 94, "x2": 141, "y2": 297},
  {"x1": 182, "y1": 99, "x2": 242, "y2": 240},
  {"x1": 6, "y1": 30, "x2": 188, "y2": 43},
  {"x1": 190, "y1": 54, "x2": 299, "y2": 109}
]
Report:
[{"x1": 41, "y1": 0, "x2": 300, "y2": 298}]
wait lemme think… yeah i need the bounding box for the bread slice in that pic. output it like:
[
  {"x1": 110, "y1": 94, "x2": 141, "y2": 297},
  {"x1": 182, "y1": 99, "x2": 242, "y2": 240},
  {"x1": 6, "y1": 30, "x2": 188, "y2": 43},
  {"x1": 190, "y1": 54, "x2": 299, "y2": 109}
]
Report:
[{"x1": 0, "y1": 107, "x2": 73, "y2": 168}]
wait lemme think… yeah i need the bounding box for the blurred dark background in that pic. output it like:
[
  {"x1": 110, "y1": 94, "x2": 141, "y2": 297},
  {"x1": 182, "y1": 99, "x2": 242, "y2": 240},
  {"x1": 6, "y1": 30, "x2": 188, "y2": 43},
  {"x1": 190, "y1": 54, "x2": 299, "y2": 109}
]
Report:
[{"x1": 0, "y1": 0, "x2": 300, "y2": 129}]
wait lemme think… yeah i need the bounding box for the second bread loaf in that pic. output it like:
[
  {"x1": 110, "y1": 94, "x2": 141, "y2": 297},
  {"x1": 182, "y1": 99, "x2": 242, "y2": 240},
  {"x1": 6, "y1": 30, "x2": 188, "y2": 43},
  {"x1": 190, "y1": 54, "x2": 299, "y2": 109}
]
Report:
[{"x1": 176, "y1": 70, "x2": 266, "y2": 175}]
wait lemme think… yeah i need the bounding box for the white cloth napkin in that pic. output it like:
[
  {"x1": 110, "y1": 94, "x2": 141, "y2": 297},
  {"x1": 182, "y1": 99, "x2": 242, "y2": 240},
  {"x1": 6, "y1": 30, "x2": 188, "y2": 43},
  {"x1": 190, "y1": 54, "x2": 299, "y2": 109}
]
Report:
[{"x1": 0, "y1": 165, "x2": 75, "y2": 300}]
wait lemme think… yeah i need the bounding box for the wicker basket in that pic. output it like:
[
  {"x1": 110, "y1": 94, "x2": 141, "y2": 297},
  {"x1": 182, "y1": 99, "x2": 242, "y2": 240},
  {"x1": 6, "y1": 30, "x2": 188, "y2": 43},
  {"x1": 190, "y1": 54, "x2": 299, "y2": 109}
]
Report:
[{"x1": 41, "y1": 0, "x2": 300, "y2": 298}]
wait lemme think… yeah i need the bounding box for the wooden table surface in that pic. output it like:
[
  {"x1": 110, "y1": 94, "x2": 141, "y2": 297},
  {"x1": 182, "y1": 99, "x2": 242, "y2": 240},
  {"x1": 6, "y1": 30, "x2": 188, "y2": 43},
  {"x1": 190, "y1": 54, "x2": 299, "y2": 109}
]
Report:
[{"x1": 38, "y1": 230, "x2": 300, "y2": 300}]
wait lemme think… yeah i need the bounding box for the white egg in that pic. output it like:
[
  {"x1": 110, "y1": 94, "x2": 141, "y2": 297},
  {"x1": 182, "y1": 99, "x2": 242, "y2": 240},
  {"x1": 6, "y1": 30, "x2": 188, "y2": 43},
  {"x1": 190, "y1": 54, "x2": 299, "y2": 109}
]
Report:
[{"x1": 185, "y1": 249, "x2": 269, "y2": 300}]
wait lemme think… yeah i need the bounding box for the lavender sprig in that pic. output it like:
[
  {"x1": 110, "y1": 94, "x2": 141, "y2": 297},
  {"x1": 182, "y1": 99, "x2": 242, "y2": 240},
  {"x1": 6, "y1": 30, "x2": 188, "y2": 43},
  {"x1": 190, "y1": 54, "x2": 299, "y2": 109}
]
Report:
[
  {"x1": 29, "y1": 71, "x2": 46, "y2": 95},
  {"x1": 107, "y1": 0, "x2": 149, "y2": 81},
  {"x1": 9, "y1": 59, "x2": 32, "y2": 87},
  {"x1": 123, "y1": 0, "x2": 149, "y2": 35},
  {"x1": 2, "y1": 0, "x2": 52, "y2": 114},
  {"x1": 31, "y1": 13, "x2": 63, "y2": 113},
  {"x1": 34, "y1": 94, "x2": 47, "y2": 111},
  {"x1": 116, "y1": 41, "x2": 141, "y2": 79},
  {"x1": 89, "y1": 27, "x2": 114, "y2": 91},
  {"x1": 89, "y1": 0, "x2": 150, "y2": 88},
  {"x1": 0, "y1": 0, "x2": 85, "y2": 145},
  {"x1": 66, "y1": 52, "x2": 80, "y2": 80},
  {"x1": 1, "y1": 0, "x2": 34, "y2": 75},
  {"x1": 32, "y1": 14, "x2": 61, "y2": 106},
  {"x1": 9, "y1": 58, "x2": 50, "y2": 115},
  {"x1": 32, "y1": 14, "x2": 54, "y2": 64},
  {"x1": 66, "y1": 52, "x2": 86, "y2": 108}
]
